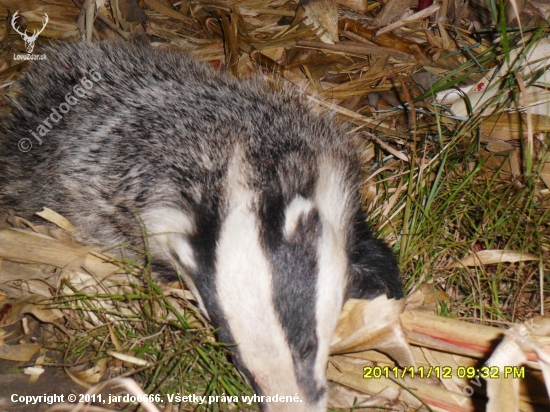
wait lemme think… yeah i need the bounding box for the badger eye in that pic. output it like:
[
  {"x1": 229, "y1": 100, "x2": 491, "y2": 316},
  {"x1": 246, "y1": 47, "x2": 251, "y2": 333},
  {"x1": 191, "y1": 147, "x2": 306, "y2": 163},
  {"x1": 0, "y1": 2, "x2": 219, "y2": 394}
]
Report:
[{"x1": 299, "y1": 336, "x2": 317, "y2": 360}]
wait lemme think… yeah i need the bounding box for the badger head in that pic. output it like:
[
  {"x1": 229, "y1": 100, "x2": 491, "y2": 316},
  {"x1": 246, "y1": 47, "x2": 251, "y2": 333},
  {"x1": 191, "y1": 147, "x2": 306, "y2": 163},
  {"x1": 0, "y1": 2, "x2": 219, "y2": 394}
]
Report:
[{"x1": 144, "y1": 152, "x2": 402, "y2": 411}]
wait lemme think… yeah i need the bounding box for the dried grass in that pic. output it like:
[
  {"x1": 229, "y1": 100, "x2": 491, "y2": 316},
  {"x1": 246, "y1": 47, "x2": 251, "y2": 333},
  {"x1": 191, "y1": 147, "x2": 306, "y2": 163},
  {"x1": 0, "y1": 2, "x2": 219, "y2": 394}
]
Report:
[{"x1": 1, "y1": 0, "x2": 550, "y2": 411}]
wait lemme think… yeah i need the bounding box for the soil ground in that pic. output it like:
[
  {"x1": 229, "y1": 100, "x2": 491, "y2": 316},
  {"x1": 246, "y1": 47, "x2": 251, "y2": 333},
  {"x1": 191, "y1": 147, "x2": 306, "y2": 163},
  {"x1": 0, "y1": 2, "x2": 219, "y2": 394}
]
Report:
[{"x1": 0, "y1": 358, "x2": 84, "y2": 412}]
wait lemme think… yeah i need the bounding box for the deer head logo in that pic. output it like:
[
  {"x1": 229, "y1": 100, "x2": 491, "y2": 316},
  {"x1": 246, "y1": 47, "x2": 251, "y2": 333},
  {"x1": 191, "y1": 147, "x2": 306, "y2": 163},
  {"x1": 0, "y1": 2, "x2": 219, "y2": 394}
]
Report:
[{"x1": 11, "y1": 11, "x2": 49, "y2": 54}]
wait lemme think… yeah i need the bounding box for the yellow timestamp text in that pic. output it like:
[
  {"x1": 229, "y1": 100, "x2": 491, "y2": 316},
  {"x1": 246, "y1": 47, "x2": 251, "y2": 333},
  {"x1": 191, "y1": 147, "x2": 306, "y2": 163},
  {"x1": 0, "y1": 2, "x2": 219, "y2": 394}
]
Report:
[{"x1": 363, "y1": 365, "x2": 525, "y2": 380}]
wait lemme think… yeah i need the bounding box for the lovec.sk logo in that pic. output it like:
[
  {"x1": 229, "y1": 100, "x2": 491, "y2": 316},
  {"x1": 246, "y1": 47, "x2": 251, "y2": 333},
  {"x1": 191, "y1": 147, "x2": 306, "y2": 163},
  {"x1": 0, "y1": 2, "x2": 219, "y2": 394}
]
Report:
[{"x1": 11, "y1": 11, "x2": 49, "y2": 54}]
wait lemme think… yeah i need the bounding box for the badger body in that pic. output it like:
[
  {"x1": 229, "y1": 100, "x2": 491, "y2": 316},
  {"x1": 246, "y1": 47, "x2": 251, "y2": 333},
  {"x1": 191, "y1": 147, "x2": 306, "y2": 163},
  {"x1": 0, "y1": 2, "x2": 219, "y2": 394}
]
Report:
[{"x1": 0, "y1": 42, "x2": 402, "y2": 411}]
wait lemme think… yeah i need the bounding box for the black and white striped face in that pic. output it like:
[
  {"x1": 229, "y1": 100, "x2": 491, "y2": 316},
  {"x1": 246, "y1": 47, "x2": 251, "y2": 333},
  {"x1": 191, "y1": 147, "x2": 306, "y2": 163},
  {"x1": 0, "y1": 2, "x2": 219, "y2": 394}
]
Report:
[
  {"x1": 143, "y1": 153, "x2": 352, "y2": 411},
  {"x1": 119, "y1": 149, "x2": 400, "y2": 410},
  {"x1": 213, "y1": 155, "x2": 350, "y2": 411}
]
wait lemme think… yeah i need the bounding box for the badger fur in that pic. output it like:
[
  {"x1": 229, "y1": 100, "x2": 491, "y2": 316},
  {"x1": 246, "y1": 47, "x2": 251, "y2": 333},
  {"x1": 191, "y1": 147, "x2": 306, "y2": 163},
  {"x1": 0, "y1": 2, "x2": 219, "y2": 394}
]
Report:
[{"x1": 0, "y1": 42, "x2": 402, "y2": 411}]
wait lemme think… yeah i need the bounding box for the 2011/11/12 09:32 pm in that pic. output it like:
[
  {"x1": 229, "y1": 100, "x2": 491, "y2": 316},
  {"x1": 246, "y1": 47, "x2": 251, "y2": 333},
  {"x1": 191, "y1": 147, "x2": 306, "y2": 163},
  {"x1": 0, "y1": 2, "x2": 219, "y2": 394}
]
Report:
[{"x1": 363, "y1": 365, "x2": 526, "y2": 380}]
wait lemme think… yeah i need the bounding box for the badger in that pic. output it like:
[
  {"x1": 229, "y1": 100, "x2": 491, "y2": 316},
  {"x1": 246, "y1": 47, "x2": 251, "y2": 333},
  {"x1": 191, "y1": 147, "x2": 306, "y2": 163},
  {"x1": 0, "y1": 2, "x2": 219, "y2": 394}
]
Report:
[{"x1": 0, "y1": 41, "x2": 403, "y2": 411}]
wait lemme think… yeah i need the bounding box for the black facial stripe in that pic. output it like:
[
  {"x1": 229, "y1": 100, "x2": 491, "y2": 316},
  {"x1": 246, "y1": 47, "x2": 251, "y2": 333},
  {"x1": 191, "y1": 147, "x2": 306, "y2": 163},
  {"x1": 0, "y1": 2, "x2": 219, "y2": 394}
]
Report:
[
  {"x1": 259, "y1": 193, "x2": 326, "y2": 402},
  {"x1": 186, "y1": 186, "x2": 222, "y2": 302},
  {"x1": 185, "y1": 196, "x2": 260, "y2": 393}
]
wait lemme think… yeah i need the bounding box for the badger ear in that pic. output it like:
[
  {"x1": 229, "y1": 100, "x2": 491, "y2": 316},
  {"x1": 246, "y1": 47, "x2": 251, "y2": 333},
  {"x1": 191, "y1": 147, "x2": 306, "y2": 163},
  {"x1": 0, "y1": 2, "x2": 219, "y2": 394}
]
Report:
[
  {"x1": 346, "y1": 225, "x2": 403, "y2": 301},
  {"x1": 151, "y1": 260, "x2": 179, "y2": 283},
  {"x1": 139, "y1": 207, "x2": 208, "y2": 313}
]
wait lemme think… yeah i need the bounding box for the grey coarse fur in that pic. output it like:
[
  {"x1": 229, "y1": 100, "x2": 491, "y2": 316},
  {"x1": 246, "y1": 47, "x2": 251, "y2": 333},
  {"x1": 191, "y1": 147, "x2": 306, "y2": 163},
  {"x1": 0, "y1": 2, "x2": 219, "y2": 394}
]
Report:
[{"x1": 0, "y1": 41, "x2": 402, "y2": 406}]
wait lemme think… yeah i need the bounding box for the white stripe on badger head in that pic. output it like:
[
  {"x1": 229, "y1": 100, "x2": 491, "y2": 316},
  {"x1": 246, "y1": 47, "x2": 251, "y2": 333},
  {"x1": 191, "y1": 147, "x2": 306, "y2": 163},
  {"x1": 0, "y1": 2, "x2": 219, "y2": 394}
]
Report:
[
  {"x1": 141, "y1": 208, "x2": 206, "y2": 314},
  {"x1": 215, "y1": 150, "x2": 317, "y2": 411},
  {"x1": 313, "y1": 159, "x2": 350, "y2": 385},
  {"x1": 283, "y1": 196, "x2": 314, "y2": 239}
]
